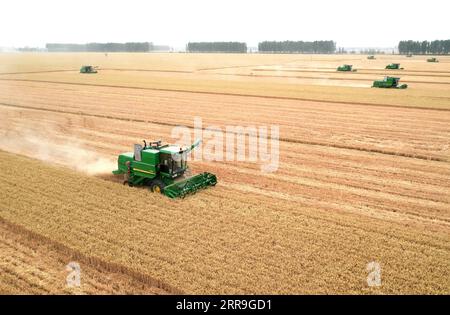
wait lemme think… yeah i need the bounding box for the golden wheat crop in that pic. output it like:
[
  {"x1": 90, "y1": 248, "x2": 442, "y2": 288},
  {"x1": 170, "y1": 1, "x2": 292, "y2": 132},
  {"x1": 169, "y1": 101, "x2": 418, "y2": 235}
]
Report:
[
  {"x1": 0, "y1": 53, "x2": 449, "y2": 294},
  {"x1": 0, "y1": 220, "x2": 167, "y2": 294}
]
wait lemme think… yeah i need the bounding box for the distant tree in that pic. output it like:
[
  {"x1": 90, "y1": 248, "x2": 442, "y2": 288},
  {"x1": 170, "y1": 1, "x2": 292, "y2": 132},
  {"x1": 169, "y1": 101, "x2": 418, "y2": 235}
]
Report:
[
  {"x1": 398, "y1": 40, "x2": 450, "y2": 54},
  {"x1": 46, "y1": 42, "x2": 153, "y2": 52},
  {"x1": 258, "y1": 41, "x2": 336, "y2": 53},
  {"x1": 361, "y1": 49, "x2": 385, "y2": 55},
  {"x1": 187, "y1": 42, "x2": 247, "y2": 53}
]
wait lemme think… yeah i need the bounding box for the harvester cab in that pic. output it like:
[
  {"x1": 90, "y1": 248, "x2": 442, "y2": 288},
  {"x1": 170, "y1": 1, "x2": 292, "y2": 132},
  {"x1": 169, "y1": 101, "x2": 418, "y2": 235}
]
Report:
[
  {"x1": 427, "y1": 57, "x2": 439, "y2": 63},
  {"x1": 112, "y1": 139, "x2": 217, "y2": 198},
  {"x1": 385, "y1": 63, "x2": 403, "y2": 70},
  {"x1": 337, "y1": 64, "x2": 356, "y2": 72},
  {"x1": 80, "y1": 65, "x2": 98, "y2": 73},
  {"x1": 372, "y1": 76, "x2": 408, "y2": 89}
]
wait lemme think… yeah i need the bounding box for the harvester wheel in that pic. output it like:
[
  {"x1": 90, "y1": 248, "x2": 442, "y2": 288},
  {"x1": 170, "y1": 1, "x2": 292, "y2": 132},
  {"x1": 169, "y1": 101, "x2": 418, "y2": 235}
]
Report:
[{"x1": 150, "y1": 180, "x2": 165, "y2": 194}]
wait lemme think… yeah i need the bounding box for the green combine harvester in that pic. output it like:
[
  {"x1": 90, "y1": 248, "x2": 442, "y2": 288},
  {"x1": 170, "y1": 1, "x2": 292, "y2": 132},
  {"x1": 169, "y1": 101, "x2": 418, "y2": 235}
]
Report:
[
  {"x1": 337, "y1": 64, "x2": 356, "y2": 72},
  {"x1": 385, "y1": 63, "x2": 403, "y2": 70},
  {"x1": 112, "y1": 139, "x2": 217, "y2": 198},
  {"x1": 406, "y1": 54, "x2": 413, "y2": 57},
  {"x1": 80, "y1": 65, "x2": 98, "y2": 73},
  {"x1": 372, "y1": 76, "x2": 408, "y2": 89},
  {"x1": 427, "y1": 57, "x2": 439, "y2": 63},
  {"x1": 367, "y1": 55, "x2": 375, "y2": 60}
]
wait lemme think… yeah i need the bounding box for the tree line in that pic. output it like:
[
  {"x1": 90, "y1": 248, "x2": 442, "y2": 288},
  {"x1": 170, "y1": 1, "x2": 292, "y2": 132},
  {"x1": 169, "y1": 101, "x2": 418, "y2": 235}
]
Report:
[
  {"x1": 46, "y1": 42, "x2": 153, "y2": 52},
  {"x1": 398, "y1": 40, "x2": 450, "y2": 54},
  {"x1": 258, "y1": 41, "x2": 336, "y2": 53},
  {"x1": 187, "y1": 42, "x2": 247, "y2": 53}
]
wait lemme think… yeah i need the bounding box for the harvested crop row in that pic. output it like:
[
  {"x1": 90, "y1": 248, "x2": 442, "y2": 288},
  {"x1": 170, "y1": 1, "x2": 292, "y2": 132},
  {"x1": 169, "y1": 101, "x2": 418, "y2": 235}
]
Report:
[
  {"x1": 1, "y1": 106, "x2": 449, "y2": 226},
  {"x1": 251, "y1": 68, "x2": 450, "y2": 78},
  {"x1": 1, "y1": 81, "x2": 449, "y2": 161},
  {"x1": 214, "y1": 71, "x2": 450, "y2": 85}
]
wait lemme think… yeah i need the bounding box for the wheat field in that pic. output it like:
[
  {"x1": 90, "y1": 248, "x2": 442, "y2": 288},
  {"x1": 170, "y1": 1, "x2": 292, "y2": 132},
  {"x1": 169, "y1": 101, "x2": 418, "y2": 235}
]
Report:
[{"x1": 0, "y1": 53, "x2": 449, "y2": 294}]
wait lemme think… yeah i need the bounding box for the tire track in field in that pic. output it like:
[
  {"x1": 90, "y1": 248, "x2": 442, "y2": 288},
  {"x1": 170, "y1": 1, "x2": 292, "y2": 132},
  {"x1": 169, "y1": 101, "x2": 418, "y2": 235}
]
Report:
[
  {"x1": 281, "y1": 66, "x2": 450, "y2": 74},
  {"x1": 96, "y1": 67, "x2": 450, "y2": 83},
  {"x1": 98, "y1": 68, "x2": 192, "y2": 74},
  {"x1": 0, "y1": 217, "x2": 181, "y2": 294},
  {"x1": 196, "y1": 61, "x2": 288, "y2": 71},
  {"x1": 217, "y1": 72, "x2": 450, "y2": 85},
  {"x1": 1, "y1": 78, "x2": 450, "y2": 112},
  {"x1": 0, "y1": 101, "x2": 447, "y2": 162},
  {"x1": 251, "y1": 68, "x2": 450, "y2": 78},
  {"x1": 0, "y1": 69, "x2": 77, "y2": 76}
]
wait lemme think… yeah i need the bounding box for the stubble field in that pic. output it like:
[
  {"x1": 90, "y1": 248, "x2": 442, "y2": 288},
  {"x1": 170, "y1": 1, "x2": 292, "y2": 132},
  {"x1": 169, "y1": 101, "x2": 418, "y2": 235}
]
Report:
[{"x1": 0, "y1": 52, "x2": 449, "y2": 294}]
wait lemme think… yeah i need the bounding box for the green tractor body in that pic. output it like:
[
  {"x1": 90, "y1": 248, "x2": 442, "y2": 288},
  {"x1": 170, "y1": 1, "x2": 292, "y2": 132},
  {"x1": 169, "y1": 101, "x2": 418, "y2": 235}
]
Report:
[
  {"x1": 80, "y1": 65, "x2": 98, "y2": 73},
  {"x1": 337, "y1": 64, "x2": 356, "y2": 72},
  {"x1": 112, "y1": 139, "x2": 217, "y2": 198},
  {"x1": 367, "y1": 55, "x2": 375, "y2": 59},
  {"x1": 372, "y1": 76, "x2": 408, "y2": 89},
  {"x1": 427, "y1": 57, "x2": 439, "y2": 63},
  {"x1": 385, "y1": 63, "x2": 403, "y2": 70}
]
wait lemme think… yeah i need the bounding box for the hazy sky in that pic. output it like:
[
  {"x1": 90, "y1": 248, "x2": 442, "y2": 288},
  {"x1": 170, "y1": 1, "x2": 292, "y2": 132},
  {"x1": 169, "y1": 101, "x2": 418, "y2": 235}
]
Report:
[{"x1": 1, "y1": 0, "x2": 449, "y2": 49}]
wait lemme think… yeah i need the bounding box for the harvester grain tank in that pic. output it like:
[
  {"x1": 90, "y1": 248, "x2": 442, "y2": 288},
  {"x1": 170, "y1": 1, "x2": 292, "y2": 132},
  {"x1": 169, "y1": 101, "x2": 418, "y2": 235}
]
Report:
[
  {"x1": 367, "y1": 55, "x2": 375, "y2": 60},
  {"x1": 80, "y1": 65, "x2": 98, "y2": 73},
  {"x1": 427, "y1": 57, "x2": 439, "y2": 62},
  {"x1": 372, "y1": 76, "x2": 407, "y2": 89},
  {"x1": 337, "y1": 64, "x2": 356, "y2": 72},
  {"x1": 112, "y1": 139, "x2": 217, "y2": 198},
  {"x1": 385, "y1": 63, "x2": 403, "y2": 70}
]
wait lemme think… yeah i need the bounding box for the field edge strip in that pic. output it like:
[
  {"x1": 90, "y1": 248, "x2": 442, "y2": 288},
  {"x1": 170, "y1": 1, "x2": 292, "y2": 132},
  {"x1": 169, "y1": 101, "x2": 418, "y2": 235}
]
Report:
[{"x1": 0, "y1": 216, "x2": 183, "y2": 295}]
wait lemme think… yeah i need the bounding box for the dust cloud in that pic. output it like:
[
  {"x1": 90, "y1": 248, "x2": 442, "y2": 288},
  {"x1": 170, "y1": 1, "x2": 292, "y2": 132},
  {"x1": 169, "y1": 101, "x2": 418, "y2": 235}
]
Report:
[{"x1": 0, "y1": 126, "x2": 116, "y2": 175}]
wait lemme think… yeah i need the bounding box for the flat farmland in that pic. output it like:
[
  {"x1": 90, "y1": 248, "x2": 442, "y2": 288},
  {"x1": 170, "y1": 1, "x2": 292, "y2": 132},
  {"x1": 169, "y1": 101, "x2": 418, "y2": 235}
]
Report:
[
  {"x1": 1, "y1": 53, "x2": 450, "y2": 109},
  {"x1": 0, "y1": 220, "x2": 169, "y2": 294},
  {"x1": 0, "y1": 53, "x2": 449, "y2": 294}
]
